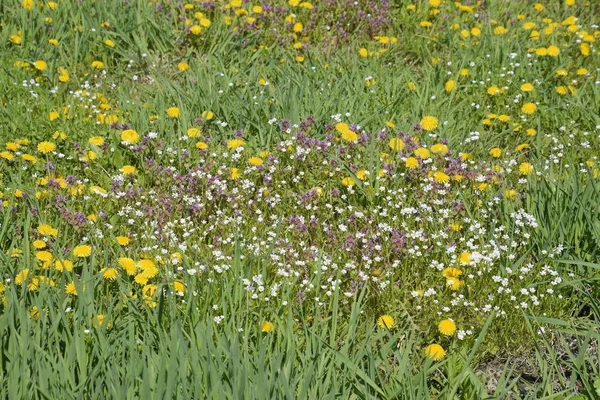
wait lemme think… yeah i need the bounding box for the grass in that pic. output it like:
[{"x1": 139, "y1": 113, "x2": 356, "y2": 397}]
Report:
[{"x1": 1, "y1": 0, "x2": 600, "y2": 398}]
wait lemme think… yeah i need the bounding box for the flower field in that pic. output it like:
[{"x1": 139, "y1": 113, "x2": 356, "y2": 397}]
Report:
[{"x1": 1, "y1": 0, "x2": 599, "y2": 398}]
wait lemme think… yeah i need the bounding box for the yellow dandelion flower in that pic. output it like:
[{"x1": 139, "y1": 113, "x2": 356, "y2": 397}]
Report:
[
  {"x1": 519, "y1": 162, "x2": 533, "y2": 175},
  {"x1": 73, "y1": 245, "x2": 92, "y2": 258},
  {"x1": 34, "y1": 60, "x2": 48, "y2": 71},
  {"x1": 187, "y1": 127, "x2": 201, "y2": 137},
  {"x1": 121, "y1": 129, "x2": 139, "y2": 144},
  {"x1": 431, "y1": 144, "x2": 448, "y2": 155},
  {"x1": 377, "y1": 315, "x2": 395, "y2": 329},
  {"x1": 489, "y1": 148, "x2": 502, "y2": 158},
  {"x1": 433, "y1": 171, "x2": 450, "y2": 184},
  {"x1": 459, "y1": 252, "x2": 472, "y2": 264},
  {"x1": 414, "y1": 148, "x2": 430, "y2": 159},
  {"x1": 55, "y1": 259, "x2": 73, "y2": 272},
  {"x1": 505, "y1": 189, "x2": 518, "y2": 200},
  {"x1": 547, "y1": 45, "x2": 560, "y2": 57},
  {"x1": 230, "y1": 168, "x2": 241, "y2": 180},
  {"x1": 102, "y1": 268, "x2": 118, "y2": 280},
  {"x1": 167, "y1": 107, "x2": 180, "y2": 118},
  {"x1": 341, "y1": 177, "x2": 355, "y2": 186},
  {"x1": 36, "y1": 251, "x2": 52, "y2": 262},
  {"x1": 389, "y1": 138, "x2": 405, "y2": 151},
  {"x1": 424, "y1": 344, "x2": 445, "y2": 361},
  {"x1": 442, "y1": 267, "x2": 462, "y2": 278},
  {"x1": 121, "y1": 165, "x2": 137, "y2": 175},
  {"x1": 116, "y1": 236, "x2": 130, "y2": 246},
  {"x1": 33, "y1": 240, "x2": 46, "y2": 249},
  {"x1": 261, "y1": 321, "x2": 274, "y2": 332},
  {"x1": 405, "y1": 157, "x2": 419, "y2": 169},
  {"x1": 249, "y1": 157, "x2": 263, "y2": 166},
  {"x1": 37, "y1": 141, "x2": 56, "y2": 154},
  {"x1": 520, "y1": 83, "x2": 534, "y2": 92},
  {"x1": 38, "y1": 224, "x2": 58, "y2": 236},
  {"x1": 119, "y1": 257, "x2": 137, "y2": 275},
  {"x1": 65, "y1": 282, "x2": 78, "y2": 296},
  {"x1": 227, "y1": 139, "x2": 246, "y2": 149},
  {"x1": 438, "y1": 319, "x2": 456, "y2": 336},
  {"x1": 521, "y1": 103, "x2": 537, "y2": 114},
  {"x1": 420, "y1": 116, "x2": 438, "y2": 131}
]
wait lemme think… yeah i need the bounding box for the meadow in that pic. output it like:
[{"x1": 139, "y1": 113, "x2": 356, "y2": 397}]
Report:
[{"x1": 0, "y1": 0, "x2": 599, "y2": 398}]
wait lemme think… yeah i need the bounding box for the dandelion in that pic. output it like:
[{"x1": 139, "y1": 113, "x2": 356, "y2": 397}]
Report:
[
  {"x1": 519, "y1": 162, "x2": 533, "y2": 175},
  {"x1": 444, "y1": 80, "x2": 456, "y2": 92},
  {"x1": 73, "y1": 245, "x2": 92, "y2": 258},
  {"x1": 202, "y1": 110, "x2": 214, "y2": 120},
  {"x1": 431, "y1": 144, "x2": 448, "y2": 155},
  {"x1": 505, "y1": 189, "x2": 518, "y2": 200},
  {"x1": 187, "y1": 128, "x2": 201, "y2": 137},
  {"x1": 446, "y1": 278, "x2": 464, "y2": 290},
  {"x1": 36, "y1": 251, "x2": 52, "y2": 262},
  {"x1": 261, "y1": 321, "x2": 274, "y2": 332},
  {"x1": 91, "y1": 61, "x2": 105, "y2": 69},
  {"x1": 415, "y1": 148, "x2": 430, "y2": 159},
  {"x1": 521, "y1": 103, "x2": 537, "y2": 114},
  {"x1": 438, "y1": 319, "x2": 457, "y2": 336},
  {"x1": 178, "y1": 62, "x2": 189, "y2": 71},
  {"x1": 489, "y1": 148, "x2": 502, "y2": 158},
  {"x1": 433, "y1": 172, "x2": 450, "y2": 184},
  {"x1": 37, "y1": 142, "x2": 56, "y2": 154},
  {"x1": 119, "y1": 258, "x2": 137, "y2": 275},
  {"x1": 520, "y1": 83, "x2": 534, "y2": 92},
  {"x1": 94, "y1": 315, "x2": 105, "y2": 326},
  {"x1": 420, "y1": 116, "x2": 438, "y2": 131},
  {"x1": 196, "y1": 141, "x2": 208, "y2": 150},
  {"x1": 230, "y1": 168, "x2": 241, "y2": 180},
  {"x1": 547, "y1": 45, "x2": 560, "y2": 57},
  {"x1": 102, "y1": 268, "x2": 118, "y2": 280},
  {"x1": 406, "y1": 157, "x2": 419, "y2": 169},
  {"x1": 173, "y1": 281, "x2": 185, "y2": 293},
  {"x1": 249, "y1": 157, "x2": 263, "y2": 166},
  {"x1": 121, "y1": 165, "x2": 137, "y2": 175},
  {"x1": 442, "y1": 267, "x2": 462, "y2": 278},
  {"x1": 341, "y1": 177, "x2": 355, "y2": 186},
  {"x1": 33, "y1": 240, "x2": 46, "y2": 249},
  {"x1": 121, "y1": 129, "x2": 139, "y2": 144},
  {"x1": 55, "y1": 259, "x2": 73, "y2": 272},
  {"x1": 89, "y1": 136, "x2": 105, "y2": 146},
  {"x1": 15, "y1": 269, "x2": 29, "y2": 285},
  {"x1": 377, "y1": 315, "x2": 395, "y2": 329},
  {"x1": 167, "y1": 107, "x2": 180, "y2": 118},
  {"x1": 424, "y1": 344, "x2": 446, "y2": 361},
  {"x1": 459, "y1": 252, "x2": 472, "y2": 264},
  {"x1": 487, "y1": 86, "x2": 501, "y2": 96},
  {"x1": 227, "y1": 139, "x2": 246, "y2": 149},
  {"x1": 65, "y1": 282, "x2": 78, "y2": 296},
  {"x1": 134, "y1": 273, "x2": 149, "y2": 285},
  {"x1": 38, "y1": 224, "x2": 58, "y2": 236},
  {"x1": 116, "y1": 236, "x2": 130, "y2": 246},
  {"x1": 389, "y1": 138, "x2": 405, "y2": 151},
  {"x1": 104, "y1": 39, "x2": 115, "y2": 48},
  {"x1": 341, "y1": 130, "x2": 358, "y2": 142}
]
